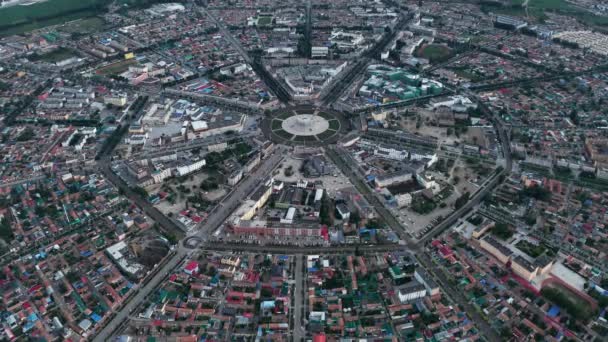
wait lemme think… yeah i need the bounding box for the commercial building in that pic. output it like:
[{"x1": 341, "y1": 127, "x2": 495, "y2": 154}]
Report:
[
  {"x1": 511, "y1": 255, "x2": 537, "y2": 281},
  {"x1": 175, "y1": 158, "x2": 206, "y2": 177},
  {"x1": 394, "y1": 193, "x2": 412, "y2": 208},
  {"x1": 230, "y1": 221, "x2": 323, "y2": 237},
  {"x1": 375, "y1": 170, "x2": 412, "y2": 188},
  {"x1": 397, "y1": 282, "x2": 427, "y2": 303},
  {"x1": 415, "y1": 268, "x2": 440, "y2": 297},
  {"x1": 479, "y1": 236, "x2": 513, "y2": 264},
  {"x1": 311, "y1": 47, "x2": 329, "y2": 58},
  {"x1": 365, "y1": 128, "x2": 438, "y2": 150}
]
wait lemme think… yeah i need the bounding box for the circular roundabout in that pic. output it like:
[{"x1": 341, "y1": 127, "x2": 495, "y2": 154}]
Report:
[{"x1": 262, "y1": 105, "x2": 348, "y2": 146}]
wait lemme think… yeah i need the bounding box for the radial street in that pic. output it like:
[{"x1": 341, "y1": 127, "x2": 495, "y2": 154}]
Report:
[{"x1": 93, "y1": 148, "x2": 285, "y2": 341}]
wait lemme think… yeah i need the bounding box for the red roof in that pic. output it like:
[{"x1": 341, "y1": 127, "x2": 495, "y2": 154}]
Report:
[
  {"x1": 439, "y1": 246, "x2": 453, "y2": 257},
  {"x1": 313, "y1": 334, "x2": 326, "y2": 342},
  {"x1": 184, "y1": 261, "x2": 198, "y2": 272}
]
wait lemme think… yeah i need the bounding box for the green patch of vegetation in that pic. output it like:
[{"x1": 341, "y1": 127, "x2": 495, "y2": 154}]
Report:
[
  {"x1": 131, "y1": 186, "x2": 149, "y2": 198},
  {"x1": 328, "y1": 119, "x2": 340, "y2": 130},
  {"x1": 0, "y1": 218, "x2": 14, "y2": 242},
  {"x1": 271, "y1": 119, "x2": 283, "y2": 130},
  {"x1": 256, "y1": 15, "x2": 272, "y2": 26},
  {"x1": 587, "y1": 288, "x2": 608, "y2": 310},
  {"x1": 273, "y1": 129, "x2": 293, "y2": 141},
  {"x1": 416, "y1": 44, "x2": 453, "y2": 63},
  {"x1": 451, "y1": 68, "x2": 484, "y2": 82},
  {"x1": 292, "y1": 135, "x2": 318, "y2": 143},
  {"x1": 58, "y1": 17, "x2": 106, "y2": 34},
  {"x1": 0, "y1": 0, "x2": 106, "y2": 36},
  {"x1": 277, "y1": 111, "x2": 293, "y2": 119},
  {"x1": 315, "y1": 129, "x2": 337, "y2": 141},
  {"x1": 541, "y1": 286, "x2": 597, "y2": 322},
  {"x1": 491, "y1": 222, "x2": 514, "y2": 240},
  {"x1": 515, "y1": 240, "x2": 546, "y2": 258},
  {"x1": 200, "y1": 178, "x2": 219, "y2": 191},
  {"x1": 317, "y1": 112, "x2": 335, "y2": 120},
  {"x1": 519, "y1": 185, "x2": 551, "y2": 202},
  {"x1": 482, "y1": 0, "x2": 608, "y2": 27},
  {"x1": 29, "y1": 47, "x2": 75, "y2": 63},
  {"x1": 95, "y1": 59, "x2": 138, "y2": 76},
  {"x1": 454, "y1": 191, "x2": 470, "y2": 210},
  {"x1": 16, "y1": 127, "x2": 36, "y2": 141},
  {"x1": 411, "y1": 197, "x2": 436, "y2": 214}
]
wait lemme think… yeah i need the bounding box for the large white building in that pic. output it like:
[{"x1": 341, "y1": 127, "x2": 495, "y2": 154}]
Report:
[
  {"x1": 175, "y1": 159, "x2": 206, "y2": 177},
  {"x1": 186, "y1": 113, "x2": 246, "y2": 140},
  {"x1": 311, "y1": 46, "x2": 329, "y2": 58},
  {"x1": 395, "y1": 193, "x2": 412, "y2": 208},
  {"x1": 375, "y1": 170, "x2": 412, "y2": 188},
  {"x1": 398, "y1": 283, "x2": 427, "y2": 303}
]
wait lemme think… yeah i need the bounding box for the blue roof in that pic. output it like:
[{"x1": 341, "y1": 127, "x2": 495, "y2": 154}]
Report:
[
  {"x1": 261, "y1": 301, "x2": 275, "y2": 309},
  {"x1": 90, "y1": 313, "x2": 102, "y2": 322},
  {"x1": 547, "y1": 305, "x2": 560, "y2": 317}
]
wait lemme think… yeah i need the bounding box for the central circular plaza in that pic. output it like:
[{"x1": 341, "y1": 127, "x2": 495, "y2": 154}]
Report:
[
  {"x1": 281, "y1": 114, "x2": 329, "y2": 136},
  {"x1": 262, "y1": 105, "x2": 348, "y2": 146}
]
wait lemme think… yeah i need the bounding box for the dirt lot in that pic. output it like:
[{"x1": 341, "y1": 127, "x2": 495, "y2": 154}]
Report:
[
  {"x1": 273, "y1": 155, "x2": 353, "y2": 196},
  {"x1": 399, "y1": 109, "x2": 461, "y2": 146},
  {"x1": 148, "y1": 171, "x2": 227, "y2": 215}
]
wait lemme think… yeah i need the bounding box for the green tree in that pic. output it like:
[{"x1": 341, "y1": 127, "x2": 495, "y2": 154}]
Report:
[{"x1": 0, "y1": 218, "x2": 14, "y2": 242}]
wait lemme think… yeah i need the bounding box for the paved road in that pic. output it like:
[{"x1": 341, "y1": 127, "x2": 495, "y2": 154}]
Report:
[
  {"x1": 204, "y1": 243, "x2": 398, "y2": 254},
  {"x1": 92, "y1": 251, "x2": 187, "y2": 342},
  {"x1": 0, "y1": 174, "x2": 46, "y2": 188},
  {"x1": 94, "y1": 147, "x2": 285, "y2": 340},
  {"x1": 415, "y1": 252, "x2": 501, "y2": 341},
  {"x1": 326, "y1": 147, "x2": 503, "y2": 341},
  {"x1": 100, "y1": 161, "x2": 187, "y2": 238},
  {"x1": 293, "y1": 254, "x2": 305, "y2": 342}
]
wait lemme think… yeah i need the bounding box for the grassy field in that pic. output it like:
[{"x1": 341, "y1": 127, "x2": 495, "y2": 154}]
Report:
[
  {"x1": 58, "y1": 17, "x2": 106, "y2": 34},
  {"x1": 0, "y1": 10, "x2": 99, "y2": 36},
  {"x1": 273, "y1": 129, "x2": 293, "y2": 141},
  {"x1": 515, "y1": 240, "x2": 546, "y2": 258},
  {"x1": 95, "y1": 59, "x2": 138, "y2": 76},
  {"x1": 328, "y1": 119, "x2": 340, "y2": 130},
  {"x1": 0, "y1": 0, "x2": 104, "y2": 26},
  {"x1": 316, "y1": 129, "x2": 337, "y2": 141},
  {"x1": 0, "y1": 0, "x2": 106, "y2": 36},
  {"x1": 271, "y1": 119, "x2": 283, "y2": 130},
  {"x1": 416, "y1": 44, "x2": 453, "y2": 63},
  {"x1": 483, "y1": 0, "x2": 608, "y2": 27},
  {"x1": 541, "y1": 285, "x2": 597, "y2": 322},
  {"x1": 29, "y1": 47, "x2": 76, "y2": 63},
  {"x1": 452, "y1": 68, "x2": 485, "y2": 82}
]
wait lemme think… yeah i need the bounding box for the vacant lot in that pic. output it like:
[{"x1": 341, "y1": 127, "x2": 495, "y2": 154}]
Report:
[
  {"x1": 96, "y1": 59, "x2": 138, "y2": 76},
  {"x1": 58, "y1": 17, "x2": 106, "y2": 34}
]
